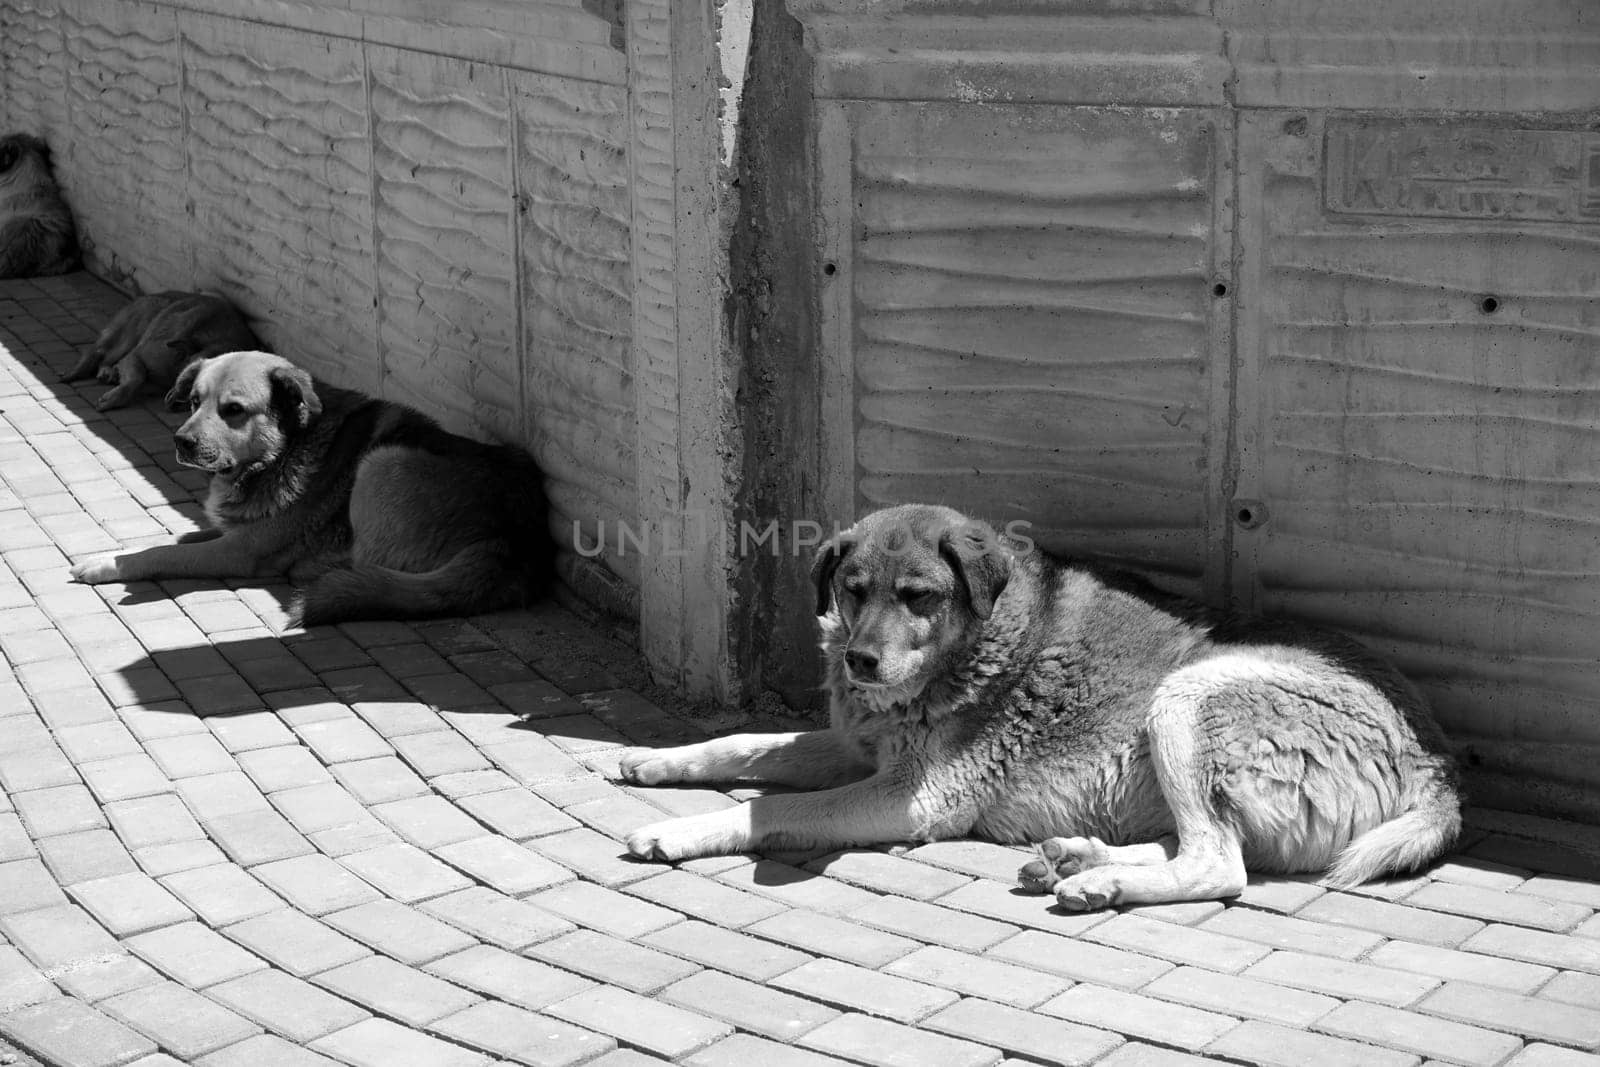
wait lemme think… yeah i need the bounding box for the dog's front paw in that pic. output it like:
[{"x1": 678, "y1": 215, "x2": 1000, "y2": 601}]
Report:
[
  {"x1": 1052, "y1": 868, "x2": 1125, "y2": 912},
  {"x1": 616, "y1": 747, "x2": 689, "y2": 786},
  {"x1": 70, "y1": 553, "x2": 123, "y2": 584},
  {"x1": 625, "y1": 813, "x2": 747, "y2": 863},
  {"x1": 1019, "y1": 836, "x2": 1111, "y2": 892}
]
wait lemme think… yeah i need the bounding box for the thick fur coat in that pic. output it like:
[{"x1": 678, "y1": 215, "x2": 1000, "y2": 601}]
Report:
[
  {"x1": 0, "y1": 133, "x2": 77, "y2": 279},
  {"x1": 63, "y1": 291, "x2": 260, "y2": 410}
]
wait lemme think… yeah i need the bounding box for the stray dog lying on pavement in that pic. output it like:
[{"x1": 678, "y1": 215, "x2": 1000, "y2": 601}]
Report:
[
  {"x1": 63, "y1": 290, "x2": 260, "y2": 411},
  {"x1": 616, "y1": 503, "x2": 1461, "y2": 911},
  {"x1": 70, "y1": 349, "x2": 553, "y2": 625},
  {"x1": 0, "y1": 132, "x2": 77, "y2": 279}
]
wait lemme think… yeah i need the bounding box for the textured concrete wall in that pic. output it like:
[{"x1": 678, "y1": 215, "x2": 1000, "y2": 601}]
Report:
[{"x1": 782, "y1": 0, "x2": 1600, "y2": 820}]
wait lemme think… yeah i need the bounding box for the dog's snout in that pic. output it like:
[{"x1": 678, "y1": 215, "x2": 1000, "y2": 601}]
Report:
[
  {"x1": 845, "y1": 648, "x2": 879, "y2": 679},
  {"x1": 175, "y1": 431, "x2": 197, "y2": 459}
]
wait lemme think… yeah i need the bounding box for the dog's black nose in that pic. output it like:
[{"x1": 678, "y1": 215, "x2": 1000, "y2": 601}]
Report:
[
  {"x1": 845, "y1": 649, "x2": 879, "y2": 678},
  {"x1": 175, "y1": 432, "x2": 196, "y2": 459}
]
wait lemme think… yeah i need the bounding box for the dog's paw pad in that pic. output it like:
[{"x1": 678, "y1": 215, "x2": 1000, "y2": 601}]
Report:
[
  {"x1": 1017, "y1": 857, "x2": 1057, "y2": 893},
  {"x1": 1032, "y1": 836, "x2": 1110, "y2": 882},
  {"x1": 69, "y1": 555, "x2": 121, "y2": 584}
]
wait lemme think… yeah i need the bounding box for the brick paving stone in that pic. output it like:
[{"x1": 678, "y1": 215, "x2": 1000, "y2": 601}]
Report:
[
  {"x1": 193, "y1": 1034, "x2": 342, "y2": 1067},
  {"x1": 798, "y1": 1012, "x2": 1001, "y2": 1067},
  {"x1": 432, "y1": 1000, "x2": 616, "y2": 1067},
  {"x1": 1143, "y1": 965, "x2": 1338, "y2": 1028},
  {"x1": 1406, "y1": 881, "x2": 1592, "y2": 933},
  {"x1": 1295, "y1": 891, "x2": 1486, "y2": 947},
  {"x1": 14, "y1": 783, "x2": 106, "y2": 837},
  {"x1": 1242, "y1": 950, "x2": 1442, "y2": 1006},
  {"x1": 483, "y1": 739, "x2": 588, "y2": 786},
  {"x1": 101, "y1": 981, "x2": 262, "y2": 1061},
  {"x1": 370, "y1": 795, "x2": 485, "y2": 849},
  {"x1": 429, "y1": 768, "x2": 519, "y2": 800},
  {"x1": 1086, "y1": 911, "x2": 1269, "y2": 974},
  {"x1": 237, "y1": 746, "x2": 333, "y2": 793},
  {"x1": 525, "y1": 879, "x2": 682, "y2": 939},
  {"x1": 307, "y1": 818, "x2": 400, "y2": 858},
  {"x1": 934, "y1": 879, "x2": 1115, "y2": 936},
  {"x1": 340, "y1": 842, "x2": 471, "y2": 903},
  {"x1": 562, "y1": 791, "x2": 667, "y2": 839},
  {"x1": 204, "y1": 809, "x2": 315, "y2": 867},
  {"x1": 1040, "y1": 984, "x2": 1238, "y2": 1052},
  {"x1": 0, "y1": 997, "x2": 159, "y2": 1067},
  {"x1": 33, "y1": 685, "x2": 117, "y2": 728},
  {"x1": 143, "y1": 734, "x2": 236, "y2": 779},
  {"x1": 715, "y1": 858, "x2": 887, "y2": 916},
  {"x1": 418, "y1": 886, "x2": 574, "y2": 950},
  {"x1": 125, "y1": 921, "x2": 267, "y2": 988},
  {"x1": 884, "y1": 944, "x2": 1072, "y2": 1009},
  {"x1": 622, "y1": 869, "x2": 783, "y2": 929},
  {"x1": 253, "y1": 855, "x2": 382, "y2": 916},
  {"x1": 223, "y1": 910, "x2": 372, "y2": 978},
  {"x1": 806, "y1": 849, "x2": 973, "y2": 901},
  {"x1": 1095, "y1": 1043, "x2": 1216, "y2": 1067},
  {"x1": 205, "y1": 968, "x2": 371, "y2": 1043},
  {"x1": 528, "y1": 928, "x2": 701, "y2": 994},
  {"x1": 173, "y1": 673, "x2": 263, "y2": 717},
  {"x1": 773, "y1": 957, "x2": 959, "y2": 1024},
  {"x1": 294, "y1": 719, "x2": 393, "y2": 764},
  {"x1": 172, "y1": 772, "x2": 278, "y2": 825},
  {"x1": 105, "y1": 794, "x2": 204, "y2": 850},
  {"x1": 685, "y1": 1034, "x2": 854, "y2": 1067},
  {"x1": 1541, "y1": 971, "x2": 1600, "y2": 1009},
  {"x1": 845, "y1": 895, "x2": 1018, "y2": 953},
  {"x1": 55, "y1": 721, "x2": 143, "y2": 763},
  {"x1": 990, "y1": 929, "x2": 1174, "y2": 991},
  {"x1": 1430, "y1": 856, "x2": 1531, "y2": 890},
  {"x1": 662, "y1": 969, "x2": 840, "y2": 1042},
  {"x1": 543, "y1": 986, "x2": 733, "y2": 1060},
  {"x1": 270, "y1": 783, "x2": 371, "y2": 835},
  {"x1": 71, "y1": 871, "x2": 193, "y2": 935},
  {"x1": 637, "y1": 919, "x2": 804, "y2": 983},
  {"x1": 1, "y1": 902, "x2": 119, "y2": 969},
  {"x1": 1206, "y1": 1020, "x2": 1421, "y2": 1067},
  {"x1": 119, "y1": 704, "x2": 209, "y2": 741},
  {"x1": 310, "y1": 1017, "x2": 490, "y2": 1067},
  {"x1": 207, "y1": 711, "x2": 296, "y2": 753},
  {"x1": 1122, "y1": 900, "x2": 1226, "y2": 927},
  {"x1": 1463, "y1": 924, "x2": 1600, "y2": 974},
  {"x1": 1315, "y1": 1000, "x2": 1524, "y2": 1067},
  {"x1": 328, "y1": 757, "x2": 427, "y2": 805},
  {"x1": 134, "y1": 840, "x2": 228, "y2": 878},
  {"x1": 1522, "y1": 875, "x2": 1600, "y2": 910},
  {"x1": 925, "y1": 997, "x2": 1123, "y2": 1066},
  {"x1": 1420, "y1": 981, "x2": 1600, "y2": 1048},
  {"x1": 312, "y1": 955, "x2": 480, "y2": 1027},
  {"x1": 1365, "y1": 939, "x2": 1557, "y2": 993},
  {"x1": 37, "y1": 827, "x2": 137, "y2": 885},
  {"x1": 1200, "y1": 905, "x2": 1387, "y2": 959},
  {"x1": 425, "y1": 945, "x2": 594, "y2": 1011},
  {"x1": 434, "y1": 835, "x2": 573, "y2": 895},
  {"x1": 1504, "y1": 1046, "x2": 1600, "y2": 1067},
  {"x1": 0, "y1": 943, "x2": 58, "y2": 1012},
  {"x1": 60, "y1": 954, "x2": 167, "y2": 1005},
  {"x1": 323, "y1": 899, "x2": 477, "y2": 966},
  {"x1": 745, "y1": 908, "x2": 921, "y2": 968},
  {"x1": 347, "y1": 700, "x2": 443, "y2": 738},
  {"x1": 389, "y1": 730, "x2": 491, "y2": 778}
]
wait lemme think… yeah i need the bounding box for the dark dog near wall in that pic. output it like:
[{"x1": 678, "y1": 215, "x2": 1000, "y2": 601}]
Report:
[{"x1": 0, "y1": 133, "x2": 77, "y2": 279}]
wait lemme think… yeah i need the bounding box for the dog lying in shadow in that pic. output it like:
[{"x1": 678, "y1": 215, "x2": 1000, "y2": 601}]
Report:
[
  {"x1": 0, "y1": 133, "x2": 77, "y2": 279},
  {"x1": 70, "y1": 350, "x2": 552, "y2": 625},
  {"x1": 615, "y1": 504, "x2": 1462, "y2": 911},
  {"x1": 64, "y1": 291, "x2": 259, "y2": 411}
]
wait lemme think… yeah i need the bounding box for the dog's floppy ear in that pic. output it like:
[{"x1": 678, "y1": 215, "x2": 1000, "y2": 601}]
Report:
[
  {"x1": 164, "y1": 359, "x2": 204, "y2": 411},
  {"x1": 809, "y1": 534, "x2": 855, "y2": 616},
  {"x1": 939, "y1": 521, "x2": 1011, "y2": 620},
  {"x1": 269, "y1": 363, "x2": 322, "y2": 429}
]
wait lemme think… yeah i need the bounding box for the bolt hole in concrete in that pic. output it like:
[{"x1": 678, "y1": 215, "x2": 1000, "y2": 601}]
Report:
[
  {"x1": 1212, "y1": 281, "x2": 1229, "y2": 297},
  {"x1": 1479, "y1": 294, "x2": 1500, "y2": 314},
  {"x1": 1233, "y1": 500, "x2": 1267, "y2": 529},
  {"x1": 823, "y1": 261, "x2": 837, "y2": 276}
]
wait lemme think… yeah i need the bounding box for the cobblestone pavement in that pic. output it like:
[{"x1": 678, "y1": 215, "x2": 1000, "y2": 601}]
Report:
[{"x1": 2, "y1": 272, "x2": 1599, "y2": 1067}]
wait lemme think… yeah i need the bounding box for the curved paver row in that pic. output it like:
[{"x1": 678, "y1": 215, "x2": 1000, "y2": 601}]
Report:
[{"x1": 2, "y1": 274, "x2": 1600, "y2": 1067}]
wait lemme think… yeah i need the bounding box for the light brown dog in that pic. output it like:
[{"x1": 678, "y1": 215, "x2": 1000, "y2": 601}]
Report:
[
  {"x1": 64, "y1": 291, "x2": 260, "y2": 411},
  {"x1": 69, "y1": 350, "x2": 552, "y2": 625},
  {"x1": 616, "y1": 504, "x2": 1462, "y2": 911},
  {"x1": 0, "y1": 133, "x2": 77, "y2": 279}
]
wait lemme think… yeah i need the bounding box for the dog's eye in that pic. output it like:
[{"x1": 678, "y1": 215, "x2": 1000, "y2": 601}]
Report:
[
  {"x1": 219, "y1": 402, "x2": 246, "y2": 418},
  {"x1": 901, "y1": 589, "x2": 938, "y2": 611},
  {"x1": 188, "y1": 397, "x2": 202, "y2": 411}
]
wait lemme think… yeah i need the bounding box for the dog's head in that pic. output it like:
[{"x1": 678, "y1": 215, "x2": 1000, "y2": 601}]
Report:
[
  {"x1": 166, "y1": 350, "x2": 321, "y2": 477},
  {"x1": 811, "y1": 504, "x2": 1013, "y2": 696},
  {"x1": 0, "y1": 133, "x2": 54, "y2": 190}
]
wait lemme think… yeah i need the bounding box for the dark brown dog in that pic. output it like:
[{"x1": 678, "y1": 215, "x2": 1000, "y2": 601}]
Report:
[
  {"x1": 0, "y1": 133, "x2": 77, "y2": 279},
  {"x1": 70, "y1": 350, "x2": 552, "y2": 625},
  {"x1": 64, "y1": 291, "x2": 260, "y2": 410}
]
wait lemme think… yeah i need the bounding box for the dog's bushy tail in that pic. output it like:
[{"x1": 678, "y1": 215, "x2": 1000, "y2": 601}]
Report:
[
  {"x1": 293, "y1": 544, "x2": 528, "y2": 626},
  {"x1": 1323, "y1": 781, "x2": 1462, "y2": 889}
]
